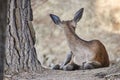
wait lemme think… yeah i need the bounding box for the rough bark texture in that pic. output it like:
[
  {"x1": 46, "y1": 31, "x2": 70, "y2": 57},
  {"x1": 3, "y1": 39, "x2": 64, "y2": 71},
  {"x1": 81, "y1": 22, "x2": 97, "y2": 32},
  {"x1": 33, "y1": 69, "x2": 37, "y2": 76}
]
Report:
[
  {"x1": 5, "y1": 0, "x2": 43, "y2": 75},
  {"x1": 0, "y1": 0, "x2": 7, "y2": 80}
]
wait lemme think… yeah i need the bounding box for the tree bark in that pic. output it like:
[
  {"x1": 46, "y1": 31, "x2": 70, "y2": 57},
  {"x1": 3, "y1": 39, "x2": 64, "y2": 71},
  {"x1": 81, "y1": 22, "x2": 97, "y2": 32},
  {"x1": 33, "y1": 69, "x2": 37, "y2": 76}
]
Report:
[
  {"x1": 5, "y1": 0, "x2": 43, "y2": 75},
  {"x1": 0, "y1": 0, "x2": 7, "y2": 79}
]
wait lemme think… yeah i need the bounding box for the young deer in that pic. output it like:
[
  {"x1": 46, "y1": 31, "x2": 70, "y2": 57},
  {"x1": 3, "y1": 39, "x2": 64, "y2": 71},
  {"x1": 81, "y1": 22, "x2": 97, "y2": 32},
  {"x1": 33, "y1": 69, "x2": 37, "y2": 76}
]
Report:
[{"x1": 49, "y1": 8, "x2": 110, "y2": 71}]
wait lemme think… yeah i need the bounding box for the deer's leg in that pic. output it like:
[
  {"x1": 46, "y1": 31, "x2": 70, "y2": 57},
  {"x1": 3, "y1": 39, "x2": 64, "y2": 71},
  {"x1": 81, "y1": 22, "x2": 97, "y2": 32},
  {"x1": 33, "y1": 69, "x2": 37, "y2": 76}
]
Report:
[
  {"x1": 82, "y1": 61, "x2": 102, "y2": 69},
  {"x1": 61, "y1": 51, "x2": 80, "y2": 71},
  {"x1": 62, "y1": 51, "x2": 80, "y2": 71},
  {"x1": 63, "y1": 62, "x2": 80, "y2": 71},
  {"x1": 60, "y1": 51, "x2": 73, "y2": 69},
  {"x1": 51, "y1": 51, "x2": 73, "y2": 70},
  {"x1": 51, "y1": 64, "x2": 60, "y2": 70}
]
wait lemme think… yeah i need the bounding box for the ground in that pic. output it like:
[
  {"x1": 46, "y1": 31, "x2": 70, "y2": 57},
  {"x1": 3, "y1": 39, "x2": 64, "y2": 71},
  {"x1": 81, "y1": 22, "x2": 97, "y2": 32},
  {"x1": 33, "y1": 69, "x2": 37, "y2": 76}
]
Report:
[{"x1": 4, "y1": 66, "x2": 120, "y2": 80}]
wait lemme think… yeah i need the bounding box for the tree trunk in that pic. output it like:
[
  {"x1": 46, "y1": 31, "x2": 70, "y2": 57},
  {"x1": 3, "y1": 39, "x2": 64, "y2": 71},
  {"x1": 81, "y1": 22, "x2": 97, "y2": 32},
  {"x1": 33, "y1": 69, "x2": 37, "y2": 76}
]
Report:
[
  {"x1": 0, "y1": 0, "x2": 7, "y2": 79},
  {"x1": 5, "y1": 0, "x2": 43, "y2": 75}
]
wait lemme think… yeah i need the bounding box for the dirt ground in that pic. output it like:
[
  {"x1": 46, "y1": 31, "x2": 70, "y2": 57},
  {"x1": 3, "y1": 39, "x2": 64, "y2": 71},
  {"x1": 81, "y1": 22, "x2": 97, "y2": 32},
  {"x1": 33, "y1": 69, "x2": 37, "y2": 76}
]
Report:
[
  {"x1": 4, "y1": 66, "x2": 120, "y2": 80},
  {"x1": 6, "y1": 68, "x2": 109, "y2": 80}
]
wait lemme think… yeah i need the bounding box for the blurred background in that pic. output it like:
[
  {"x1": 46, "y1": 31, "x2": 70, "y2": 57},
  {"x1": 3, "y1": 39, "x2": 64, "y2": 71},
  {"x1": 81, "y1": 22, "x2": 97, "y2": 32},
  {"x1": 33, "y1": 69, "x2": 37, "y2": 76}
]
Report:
[{"x1": 31, "y1": 0, "x2": 120, "y2": 67}]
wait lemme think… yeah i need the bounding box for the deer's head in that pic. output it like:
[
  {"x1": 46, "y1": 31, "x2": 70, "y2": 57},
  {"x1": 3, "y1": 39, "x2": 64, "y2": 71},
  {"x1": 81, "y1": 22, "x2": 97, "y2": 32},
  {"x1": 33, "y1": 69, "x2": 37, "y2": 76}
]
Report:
[{"x1": 50, "y1": 8, "x2": 84, "y2": 31}]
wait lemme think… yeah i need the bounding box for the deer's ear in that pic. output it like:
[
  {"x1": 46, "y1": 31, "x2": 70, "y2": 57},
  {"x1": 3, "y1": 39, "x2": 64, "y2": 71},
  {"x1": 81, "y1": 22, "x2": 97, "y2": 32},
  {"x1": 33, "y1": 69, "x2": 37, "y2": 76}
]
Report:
[
  {"x1": 49, "y1": 14, "x2": 61, "y2": 25},
  {"x1": 73, "y1": 8, "x2": 84, "y2": 23}
]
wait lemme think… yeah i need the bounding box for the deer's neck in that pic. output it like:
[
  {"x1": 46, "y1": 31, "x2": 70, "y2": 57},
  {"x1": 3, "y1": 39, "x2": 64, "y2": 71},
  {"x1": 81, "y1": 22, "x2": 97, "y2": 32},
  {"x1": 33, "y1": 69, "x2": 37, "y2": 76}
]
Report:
[{"x1": 63, "y1": 25, "x2": 87, "y2": 50}]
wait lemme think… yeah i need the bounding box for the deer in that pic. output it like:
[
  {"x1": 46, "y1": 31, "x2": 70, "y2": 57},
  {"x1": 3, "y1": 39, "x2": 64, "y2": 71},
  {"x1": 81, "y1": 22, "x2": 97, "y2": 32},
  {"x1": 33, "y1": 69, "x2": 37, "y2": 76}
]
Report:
[{"x1": 49, "y1": 8, "x2": 110, "y2": 71}]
